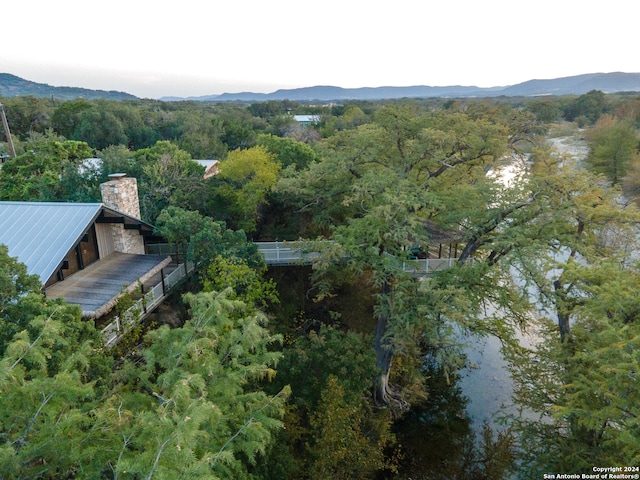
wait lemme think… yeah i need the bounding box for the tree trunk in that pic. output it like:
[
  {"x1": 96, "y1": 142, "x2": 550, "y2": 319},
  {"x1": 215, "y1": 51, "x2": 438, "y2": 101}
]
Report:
[
  {"x1": 374, "y1": 294, "x2": 392, "y2": 404},
  {"x1": 373, "y1": 280, "x2": 409, "y2": 414},
  {"x1": 553, "y1": 279, "x2": 571, "y2": 342}
]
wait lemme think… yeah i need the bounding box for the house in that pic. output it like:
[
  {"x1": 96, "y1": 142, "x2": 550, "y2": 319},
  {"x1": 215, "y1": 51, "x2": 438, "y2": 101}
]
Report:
[
  {"x1": 193, "y1": 159, "x2": 220, "y2": 179},
  {"x1": 0, "y1": 174, "x2": 172, "y2": 319},
  {"x1": 293, "y1": 115, "x2": 320, "y2": 126}
]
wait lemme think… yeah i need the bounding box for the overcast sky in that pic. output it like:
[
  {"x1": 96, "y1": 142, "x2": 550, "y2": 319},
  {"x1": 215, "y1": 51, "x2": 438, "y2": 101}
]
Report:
[{"x1": 3, "y1": 0, "x2": 637, "y2": 99}]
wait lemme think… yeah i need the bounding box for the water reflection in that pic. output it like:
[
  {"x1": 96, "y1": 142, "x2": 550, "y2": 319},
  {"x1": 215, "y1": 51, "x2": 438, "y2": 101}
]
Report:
[{"x1": 394, "y1": 363, "x2": 516, "y2": 480}]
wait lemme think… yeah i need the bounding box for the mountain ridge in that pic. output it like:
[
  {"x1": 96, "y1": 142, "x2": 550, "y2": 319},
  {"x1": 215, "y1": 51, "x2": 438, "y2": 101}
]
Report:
[
  {"x1": 0, "y1": 73, "x2": 137, "y2": 101},
  {"x1": 2, "y1": 72, "x2": 640, "y2": 102}
]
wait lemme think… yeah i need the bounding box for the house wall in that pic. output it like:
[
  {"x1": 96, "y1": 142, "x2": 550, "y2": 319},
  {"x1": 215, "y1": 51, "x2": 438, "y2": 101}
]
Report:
[
  {"x1": 100, "y1": 176, "x2": 145, "y2": 255},
  {"x1": 82, "y1": 225, "x2": 100, "y2": 266},
  {"x1": 45, "y1": 225, "x2": 101, "y2": 288},
  {"x1": 96, "y1": 222, "x2": 115, "y2": 258}
]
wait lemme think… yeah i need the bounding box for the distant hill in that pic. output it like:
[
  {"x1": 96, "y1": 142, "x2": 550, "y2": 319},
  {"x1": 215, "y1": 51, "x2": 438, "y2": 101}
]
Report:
[
  {"x1": 3, "y1": 71, "x2": 640, "y2": 103},
  {"x1": 498, "y1": 72, "x2": 640, "y2": 96},
  {"x1": 165, "y1": 72, "x2": 640, "y2": 102},
  {"x1": 170, "y1": 85, "x2": 505, "y2": 102},
  {"x1": 0, "y1": 73, "x2": 138, "y2": 100}
]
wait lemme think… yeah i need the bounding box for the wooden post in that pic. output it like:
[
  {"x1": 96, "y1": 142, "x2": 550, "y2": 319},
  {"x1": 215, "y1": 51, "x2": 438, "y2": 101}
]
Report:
[
  {"x1": 0, "y1": 104, "x2": 16, "y2": 159},
  {"x1": 161, "y1": 268, "x2": 166, "y2": 296},
  {"x1": 141, "y1": 283, "x2": 147, "y2": 314},
  {"x1": 76, "y1": 244, "x2": 85, "y2": 270}
]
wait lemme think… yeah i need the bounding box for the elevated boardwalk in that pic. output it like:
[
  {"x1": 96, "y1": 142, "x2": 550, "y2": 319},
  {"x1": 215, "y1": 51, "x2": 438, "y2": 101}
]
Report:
[
  {"x1": 255, "y1": 241, "x2": 457, "y2": 275},
  {"x1": 256, "y1": 241, "x2": 321, "y2": 266},
  {"x1": 98, "y1": 242, "x2": 456, "y2": 347}
]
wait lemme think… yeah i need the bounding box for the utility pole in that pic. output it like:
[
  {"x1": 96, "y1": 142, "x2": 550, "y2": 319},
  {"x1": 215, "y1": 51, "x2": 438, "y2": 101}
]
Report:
[{"x1": 0, "y1": 103, "x2": 17, "y2": 160}]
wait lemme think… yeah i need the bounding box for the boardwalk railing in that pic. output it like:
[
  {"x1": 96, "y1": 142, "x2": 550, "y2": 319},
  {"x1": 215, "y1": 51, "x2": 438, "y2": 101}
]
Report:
[
  {"x1": 401, "y1": 257, "x2": 457, "y2": 275},
  {"x1": 102, "y1": 241, "x2": 457, "y2": 345},
  {"x1": 101, "y1": 260, "x2": 194, "y2": 348},
  {"x1": 256, "y1": 241, "x2": 457, "y2": 274},
  {"x1": 256, "y1": 241, "x2": 320, "y2": 265}
]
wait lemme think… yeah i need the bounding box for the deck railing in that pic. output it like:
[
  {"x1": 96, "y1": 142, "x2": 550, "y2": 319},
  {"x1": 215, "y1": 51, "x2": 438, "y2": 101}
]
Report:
[
  {"x1": 146, "y1": 243, "x2": 177, "y2": 256},
  {"x1": 101, "y1": 260, "x2": 194, "y2": 348}
]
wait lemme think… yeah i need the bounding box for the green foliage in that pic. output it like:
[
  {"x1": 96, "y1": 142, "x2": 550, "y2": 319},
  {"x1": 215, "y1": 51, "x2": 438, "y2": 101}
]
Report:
[
  {"x1": 131, "y1": 140, "x2": 206, "y2": 221},
  {"x1": 173, "y1": 109, "x2": 227, "y2": 158},
  {"x1": 100, "y1": 290, "x2": 289, "y2": 479},
  {"x1": 74, "y1": 108, "x2": 128, "y2": 149},
  {"x1": 0, "y1": 248, "x2": 112, "y2": 478},
  {"x1": 154, "y1": 206, "x2": 264, "y2": 286},
  {"x1": 275, "y1": 104, "x2": 534, "y2": 409},
  {"x1": 209, "y1": 146, "x2": 281, "y2": 234},
  {"x1": 220, "y1": 115, "x2": 257, "y2": 150},
  {"x1": 501, "y1": 152, "x2": 640, "y2": 475},
  {"x1": 585, "y1": 114, "x2": 639, "y2": 184},
  {"x1": 308, "y1": 375, "x2": 394, "y2": 480},
  {"x1": 8, "y1": 94, "x2": 640, "y2": 476},
  {"x1": 0, "y1": 95, "x2": 52, "y2": 139},
  {"x1": 506, "y1": 270, "x2": 640, "y2": 476},
  {"x1": 524, "y1": 98, "x2": 563, "y2": 123},
  {"x1": 0, "y1": 132, "x2": 97, "y2": 201},
  {"x1": 518, "y1": 147, "x2": 639, "y2": 341},
  {"x1": 248, "y1": 100, "x2": 300, "y2": 120},
  {"x1": 50, "y1": 98, "x2": 93, "y2": 138},
  {"x1": 277, "y1": 325, "x2": 378, "y2": 408},
  {"x1": 257, "y1": 133, "x2": 318, "y2": 170},
  {"x1": 0, "y1": 251, "x2": 288, "y2": 478},
  {"x1": 98, "y1": 143, "x2": 143, "y2": 179},
  {"x1": 563, "y1": 89, "x2": 609, "y2": 124},
  {"x1": 68, "y1": 99, "x2": 160, "y2": 150},
  {"x1": 188, "y1": 218, "x2": 262, "y2": 273},
  {"x1": 203, "y1": 256, "x2": 278, "y2": 310},
  {"x1": 154, "y1": 206, "x2": 209, "y2": 258},
  {"x1": 257, "y1": 325, "x2": 395, "y2": 479},
  {"x1": 0, "y1": 245, "x2": 42, "y2": 331}
]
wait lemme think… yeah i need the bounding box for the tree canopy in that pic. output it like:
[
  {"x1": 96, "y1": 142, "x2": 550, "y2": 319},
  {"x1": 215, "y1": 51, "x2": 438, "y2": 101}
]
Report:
[
  {"x1": 0, "y1": 244, "x2": 288, "y2": 479},
  {"x1": 4, "y1": 92, "x2": 640, "y2": 478}
]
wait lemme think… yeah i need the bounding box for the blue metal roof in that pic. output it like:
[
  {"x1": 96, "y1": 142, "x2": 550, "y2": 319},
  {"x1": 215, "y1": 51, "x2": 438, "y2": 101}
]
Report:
[{"x1": 0, "y1": 201, "x2": 103, "y2": 284}]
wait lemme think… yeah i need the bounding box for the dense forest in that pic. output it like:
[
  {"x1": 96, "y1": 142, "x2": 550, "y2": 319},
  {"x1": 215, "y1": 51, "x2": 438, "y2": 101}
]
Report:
[{"x1": 1, "y1": 90, "x2": 640, "y2": 479}]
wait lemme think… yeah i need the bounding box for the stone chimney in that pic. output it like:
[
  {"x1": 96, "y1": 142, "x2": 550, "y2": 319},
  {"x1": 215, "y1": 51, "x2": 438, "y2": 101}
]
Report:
[{"x1": 100, "y1": 174, "x2": 145, "y2": 254}]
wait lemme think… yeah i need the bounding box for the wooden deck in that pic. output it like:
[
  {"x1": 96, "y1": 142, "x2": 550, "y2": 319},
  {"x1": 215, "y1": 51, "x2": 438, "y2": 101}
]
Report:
[
  {"x1": 45, "y1": 252, "x2": 172, "y2": 319},
  {"x1": 99, "y1": 259, "x2": 194, "y2": 348}
]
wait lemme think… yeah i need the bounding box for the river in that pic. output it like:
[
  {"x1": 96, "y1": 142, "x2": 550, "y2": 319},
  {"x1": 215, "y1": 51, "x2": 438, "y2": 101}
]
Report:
[{"x1": 457, "y1": 134, "x2": 589, "y2": 454}]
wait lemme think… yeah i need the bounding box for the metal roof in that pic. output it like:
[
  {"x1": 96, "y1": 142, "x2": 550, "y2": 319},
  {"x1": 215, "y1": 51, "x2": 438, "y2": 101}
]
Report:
[
  {"x1": 293, "y1": 115, "x2": 320, "y2": 123},
  {"x1": 0, "y1": 201, "x2": 104, "y2": 284},
  {"x1": 0, "y1": 201, "x2": 157, "y2": 286},
  {"x1": 193, "y1": 159, "x2": 219, "y2": 168}
]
